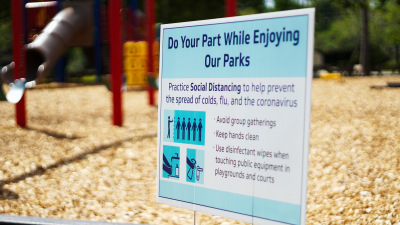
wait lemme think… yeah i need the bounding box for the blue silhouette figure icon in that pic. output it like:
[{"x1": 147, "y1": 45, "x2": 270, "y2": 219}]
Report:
[
  {"x1": 187, "y1": 118, "x2": 191, "y2": 141},
  {"x1": 198, "y1": 118, "x2": 203, "y2": 142},
  {"x1": 167, "y1": 116, "x2": 173, "y2": 139},
  {"x1": 176, "y1": 117, "x2": 181, "y2": 139},
  {"x1": 192, "y1": 118, "x2": 197, "y2": 141},
  {"x1": 182, "y1": 118, "x2": 186, "y2": 140}
]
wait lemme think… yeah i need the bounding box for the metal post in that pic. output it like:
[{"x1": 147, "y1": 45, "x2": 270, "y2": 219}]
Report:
[
  {"x1": 55, "y1": 0, "x2": 66, "y2": 82},
  {"x1": 12, "y1": 0, "x2": 27, "y2": 127},
  {"x1": 94, "y1": 0, "x2": 102, "y2": 81},
  {"x1": 130, "y1": 0, "x2": 137, "y2": 41},
  {"x1": 225, "y1": 0, "x2": 237, "y2": 17},
  {"x1": 109, "y1": 0, "x2": 123, "y2": 126},
  {"x1": 24, "y1": 0, "x2": 28, "y2": 44},
  {"x1": 130, "y1": 0, "x2": 137, "y2": 13},
  {"x1": 146, "y1": 0, "x2": 155, "y2": 105}
]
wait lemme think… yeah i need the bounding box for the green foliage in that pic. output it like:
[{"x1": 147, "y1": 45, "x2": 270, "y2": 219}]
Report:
[
  {"x1": 0, "y1": 1, "x2": 11, "y2": 22},
  {"x1": 239, "y1": 7, "x2": 259, "y2": 16},
  {"x1": 331, "y1": 0, "x2": 369, "y2": 9},
  {"x1": 369, "y1": 44, "x2": 391, "y2": 65},
  {"x1": 156, "y1": 0, "x2": 266, "y2": 24},
  {"x1": 380, "y1": 1, "x2": 400, "y2": 45},
  {"x1": 0, "y1": 21, "x2": 11, "y2": 66},
  {"x1": 0, "y1": 22, "x2": 11, "y2": 48},
  {"x1": 66, "y1": 48, "x2": 89, "y2": 75},
  {"x1": 238, "y1": 0, "x2": 267, "y2": 13},
  {"x1": 273, "y1": 0, "x2": 304, "y2": 11},
  {"x1": 0, "y1": 1, "x2": 11, "y2": 67},
  {"x1": 157, "y1": 0, "x2": 225, "y2": 23},
  {"x1": 311, "y1": 0, "x2": 341, "y2": 31},
  {"x1": 315, "y1": 10, "x2": 360, "y2": 54},
  {"x1": 310, "y1": 0, "x2": 400, "y2": 68}
]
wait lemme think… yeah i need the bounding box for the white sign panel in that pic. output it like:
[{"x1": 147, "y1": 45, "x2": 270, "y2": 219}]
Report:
[{"x1": 157, "y1": 8, "x2": 315, "y2": 225}]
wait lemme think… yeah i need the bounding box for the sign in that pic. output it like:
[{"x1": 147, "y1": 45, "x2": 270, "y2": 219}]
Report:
[{"x1": 157, "y1": 8, "x2": 315, "y2": 225}]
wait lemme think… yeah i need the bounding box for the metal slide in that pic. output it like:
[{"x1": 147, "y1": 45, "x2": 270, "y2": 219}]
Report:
[{"x1": 0, "y1": 3, "x2": 90, "y2": 103}]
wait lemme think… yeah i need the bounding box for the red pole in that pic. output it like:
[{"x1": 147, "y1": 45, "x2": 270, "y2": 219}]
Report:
[
  {"x1": 146, "y1": 0, "x2": 155, "y2": 105},
  {"x1": 12, "y1": 0, "x2": 27, "y2": 127},
  {"x1": 108, "y1": 0, "x2": 123, "y2": 126},
  {"x1": 225, "y1": 0, "x2": 237, "y2": 17}
]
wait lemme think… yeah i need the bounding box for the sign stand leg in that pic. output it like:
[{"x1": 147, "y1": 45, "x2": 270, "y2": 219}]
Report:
[{"x1": 194, "y1": 211, "x2": 196, "y2": 225}]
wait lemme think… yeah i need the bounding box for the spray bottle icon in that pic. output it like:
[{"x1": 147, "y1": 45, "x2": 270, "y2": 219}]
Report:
[
  {"x1": 175, "y1": 164, "x2": 179, "y2": 177},
  {"x1": 196, "y1": 166, "x2": 203, "y2": 181}
]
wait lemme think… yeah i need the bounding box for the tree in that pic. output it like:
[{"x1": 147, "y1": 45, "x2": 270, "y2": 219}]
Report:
[
  {"x1": 332, "y1": 0, "x2": 388, "y2": 75},
  {"x1": 380, "y1": 1, "x2": 400, "y2": 70},
  {"x1": 310, "y1": 0, "x2": 341, "y2": 31},
  {"x1": 314, "y1": 10, "x2": 361, "y2": 70}
]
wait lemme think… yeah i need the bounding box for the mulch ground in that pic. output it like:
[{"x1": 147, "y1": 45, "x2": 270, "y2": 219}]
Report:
[{"x1": 0, "y1": 76, "x2": 400, "y2": 225}]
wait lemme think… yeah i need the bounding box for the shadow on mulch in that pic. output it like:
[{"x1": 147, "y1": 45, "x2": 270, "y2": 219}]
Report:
[
  {"x1": 0, "y1": 188, "x2": 19, "y2": 200},
  {"x1": 24, "y1": 126, "x2": 84, "y2": 139},
  {"x1": 0, "y1": 133, "x2": 157, "y2": 187}
]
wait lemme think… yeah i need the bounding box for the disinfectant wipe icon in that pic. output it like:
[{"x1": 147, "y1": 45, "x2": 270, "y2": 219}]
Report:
[
  {"x1": 187, "y1": 158, "x2": 196, "y2": 180},
  {"x1": 186, "y1": 149, "x2": 204, "y2": 184},
  {"x1": 162, "y1": 145, "x2": 180, "y2": 179}
]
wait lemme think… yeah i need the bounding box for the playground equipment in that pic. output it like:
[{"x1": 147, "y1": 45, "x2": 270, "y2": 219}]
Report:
[
  {"x1": 3, "y1": 0, "x2": 237, "y2": 128},
  {"x1": 2, "y1": 3, "x2": 91, "y2": 103},
  {"x1": 123, "y1": 40, "x2": 159, "y2": 86},
  {"x1": 2, "y1": 0, "x2": 136, "y2": 127},
  {"x1": 319, "y1": 72, "x2": 343, "y2": 81}
]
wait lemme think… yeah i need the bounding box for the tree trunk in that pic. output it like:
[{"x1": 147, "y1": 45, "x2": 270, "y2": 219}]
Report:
[
  {"x1": 348, "y1": 41, "x2": 360, "y2": 76},
  {"x1": 360, "y1": 7, "x2": 370, "y2": 75}
]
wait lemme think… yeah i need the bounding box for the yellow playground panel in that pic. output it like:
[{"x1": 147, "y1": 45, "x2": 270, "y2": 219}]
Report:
[{"x1": 123, "y1": 41, "x2": 159, "y2": 86}]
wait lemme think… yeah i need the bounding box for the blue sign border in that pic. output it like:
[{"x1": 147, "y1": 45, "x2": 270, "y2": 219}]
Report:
[{"x1": 157, "y1": 8, "x2": 315, "y2": 225}]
